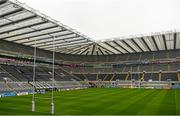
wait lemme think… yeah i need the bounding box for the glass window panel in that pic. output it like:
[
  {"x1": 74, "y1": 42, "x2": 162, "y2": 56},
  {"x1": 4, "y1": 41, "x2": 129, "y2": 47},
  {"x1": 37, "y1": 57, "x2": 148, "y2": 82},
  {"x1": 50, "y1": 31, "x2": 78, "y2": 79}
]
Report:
[
  {"x1": 0, "y1": 3, "x2": 20, "y2": 15},
  {"x1": 13, "y1": 27, "x2": 61, "y2": 41},
  {"x1": 116, "y1": 40, "x2": 133, "y2": 53},
  {"x1": 0, "y1": 17, "x2": 43, "y2": 33},
  {"x1": 134, "y1": 38, "x2": 148, "y2": 52},
  {"x1": 124, "y1": 39, "x2": 140, "y2": 52},
  {"x1": 0, "y1": 18, "x2": 11, "y2": 25},
  {"x1": 8, "y1": 11, "x2": 34, "y2": 21},
  {"x1": 31, "y1": 22, "x2": 56, "y2": 30},
  {"x1": 99, "y1": 43, "x2": 119, "y2": 54},
  {"x1": 165, "y1": 33, "x2": 174, "y2": 50},
  {"x1": 4, "y1": 28, "x2": 34, "y2": 40},
  {"x1": 144, "y1": 36, "x2": 155, "y2": 51},
  {"x1": 109, "y1": 42, "x2": 127, "y2": 53},
  {"x1": 154, "y1": 35, "x2": 162, "y2": 50}
]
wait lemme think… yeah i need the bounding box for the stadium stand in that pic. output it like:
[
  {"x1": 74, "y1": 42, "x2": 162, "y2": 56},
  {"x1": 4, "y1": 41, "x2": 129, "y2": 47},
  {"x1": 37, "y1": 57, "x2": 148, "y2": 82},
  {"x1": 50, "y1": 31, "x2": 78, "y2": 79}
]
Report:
[{"x1": 0, "y1": 0, "x2": 180, "y2": 94}]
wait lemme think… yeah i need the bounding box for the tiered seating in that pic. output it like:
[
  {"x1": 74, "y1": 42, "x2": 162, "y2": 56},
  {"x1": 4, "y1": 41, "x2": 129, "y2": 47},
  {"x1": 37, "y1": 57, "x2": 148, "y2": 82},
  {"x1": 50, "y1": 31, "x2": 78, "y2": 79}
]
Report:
[
  {"x1": 85, "y1": 74, "x2": 97, "y2": 81},
  {"x1": 74, "y1": 74, "x2": 86, "y2": 81},
  {"x1": 1, "y1": 65, "x2": 28, "y2": 81},
  {"x1": 103, "y1": 74, "x2": 113, "y2": 81},
  {"x1": 98, "y1": 74, "x2": 107, "y2": 80},
  {"x1": 162, "y1": 73, "x2": 178, "y2": 81},
  {"x1": 114, "y1": 74, "x2": 127, "y2": 81},
  {"x1": 0, "y1": 66, "x2": 18, "y2": 81},
  {"x1": 29, "y1": 81, "x2": 90, "y2": 90},
  {"x1": 154, "y1": 52, "x2": 167, "y2": 59},
  {"x1": 154, "y1": 64, "x2": 168, "y2": 71},
  {"x1": 30, "y1": 81, "x2": 51, "y2": 89},
  {"x1": 0, "y1": 82, "x2": 32, "y2": 92},
  {"x1": 0, "y1": 43, "x2": 180, "y2": 92},
  {"x1": 140, "y1": 65, "x2": 153, "y2": 72},
  {"x1": 55, "y1": 68, "x2": 76, "y2": 81},
  {"x1": 144, "y1": 73, "x2": 159, "y2": 81},
  {"x1": 35, "y1": 68, "x2": 51, "y2": 81},
  {"x1": 171, "y1": 63, "x2": 180, "y2": 71},
  {"x1": 16, "y1": 66, "x2": 33, "y2": 81},
  {"x1": 0, "y1": 64, "x2": 90, "y2": 92},
  {"x1": 0, "y1": 82, "x2": 7, "y2": 91}
]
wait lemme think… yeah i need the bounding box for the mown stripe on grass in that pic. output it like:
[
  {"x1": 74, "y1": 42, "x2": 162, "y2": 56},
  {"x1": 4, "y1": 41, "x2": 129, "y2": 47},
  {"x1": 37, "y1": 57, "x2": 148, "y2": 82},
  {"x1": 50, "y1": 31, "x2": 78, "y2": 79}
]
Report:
[
  {"x1": 56, "y1": 89, "x2": 138, "y2": 115},
  {"x1": 139, "y1": 89, "x2": 167, "y2": 114},
  {"x1": 157, "y1": 90, "x2": 176, "y2": 115},
  {"x1": 116, "y1": 89, "x2": 157, "y2": 115},
  {"x1": 175, "y1": 89, "x2": 180, "y2": 114}
]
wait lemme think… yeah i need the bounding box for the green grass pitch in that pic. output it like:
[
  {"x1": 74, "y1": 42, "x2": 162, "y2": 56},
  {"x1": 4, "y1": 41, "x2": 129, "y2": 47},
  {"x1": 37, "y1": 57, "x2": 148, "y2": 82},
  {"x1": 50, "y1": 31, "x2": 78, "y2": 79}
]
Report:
[{"x1": 0, "y1": 88, "x2": 180, "y2": 115}]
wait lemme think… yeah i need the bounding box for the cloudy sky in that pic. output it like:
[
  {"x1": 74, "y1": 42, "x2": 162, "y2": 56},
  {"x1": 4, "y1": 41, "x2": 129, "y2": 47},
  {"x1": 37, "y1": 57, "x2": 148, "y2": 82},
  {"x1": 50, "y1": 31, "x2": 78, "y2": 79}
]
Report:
[{"x1": 19, "y1": 0, "x2": 180, "y2": 41}]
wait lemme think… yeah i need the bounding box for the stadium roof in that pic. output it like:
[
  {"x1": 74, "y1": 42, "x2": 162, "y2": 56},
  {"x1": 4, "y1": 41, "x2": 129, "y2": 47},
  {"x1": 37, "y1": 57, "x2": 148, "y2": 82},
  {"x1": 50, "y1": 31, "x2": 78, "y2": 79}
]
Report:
[{"x1": 0, "y1": 0, "x2": 180, "y2": 55}]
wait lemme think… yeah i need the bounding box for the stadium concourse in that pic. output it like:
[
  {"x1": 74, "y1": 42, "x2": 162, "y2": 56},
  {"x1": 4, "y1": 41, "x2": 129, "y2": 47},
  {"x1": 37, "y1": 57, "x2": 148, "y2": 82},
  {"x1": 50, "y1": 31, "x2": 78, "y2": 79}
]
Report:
[{"x1": 0, "y1": 0, "x2": 180, "y2": 115}]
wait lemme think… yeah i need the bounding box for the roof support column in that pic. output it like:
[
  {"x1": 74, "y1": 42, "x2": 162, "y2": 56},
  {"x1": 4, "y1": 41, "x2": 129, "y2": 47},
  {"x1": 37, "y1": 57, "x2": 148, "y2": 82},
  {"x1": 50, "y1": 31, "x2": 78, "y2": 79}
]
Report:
[
  {"x1": 178, "y1": 70, "x2": 180, "y2": 82},
  {"x1": 159, "y1": 70, "x2": 162, "y2": 81}
]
